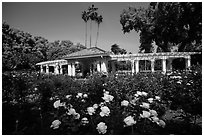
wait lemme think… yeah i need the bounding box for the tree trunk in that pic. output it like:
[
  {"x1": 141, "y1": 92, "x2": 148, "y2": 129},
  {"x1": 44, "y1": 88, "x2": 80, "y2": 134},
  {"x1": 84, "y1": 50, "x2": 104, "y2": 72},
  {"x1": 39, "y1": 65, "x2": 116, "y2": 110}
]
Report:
[
  {"x1": 90, "y1": 20, "x2": 92, "y2": 48},
  {"x1": 95, "y1": 24, "x2": 99, "y2": 47},
  {"x1": 85, "y1": 22, "x2": 87, "y2": 47}
]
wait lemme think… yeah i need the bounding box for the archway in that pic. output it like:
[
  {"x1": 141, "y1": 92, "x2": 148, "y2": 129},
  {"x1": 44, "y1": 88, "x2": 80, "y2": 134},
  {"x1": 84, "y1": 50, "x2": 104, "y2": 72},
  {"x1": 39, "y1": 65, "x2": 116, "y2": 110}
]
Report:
[
  {"x1": 172, "y1": 58, "x2": 186, "y2": 70},
  {"x1": 154, "y1": 59, "x2": 162, "y2": 71},
  {"x1": 139, "y1": 60, "x2": 151, "y2": 72}
]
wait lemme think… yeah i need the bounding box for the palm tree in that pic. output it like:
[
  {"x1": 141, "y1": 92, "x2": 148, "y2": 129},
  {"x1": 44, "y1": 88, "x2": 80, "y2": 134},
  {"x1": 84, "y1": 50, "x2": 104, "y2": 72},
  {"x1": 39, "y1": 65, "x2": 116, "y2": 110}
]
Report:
[
  {"x1": 95, "y1": 15, "x2": 103, "y2": 47},
  {"x1": 82, "y1": 11, "x2": 89, "y2": 48},
  {"x1": 87, "y1": 5, "x2": 98, "y2": 48}
]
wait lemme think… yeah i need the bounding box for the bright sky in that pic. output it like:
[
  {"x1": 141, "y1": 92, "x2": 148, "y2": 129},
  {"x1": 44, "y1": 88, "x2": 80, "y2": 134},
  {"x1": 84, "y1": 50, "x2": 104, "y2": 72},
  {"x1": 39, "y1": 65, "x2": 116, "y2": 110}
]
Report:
[{"x1": 2, "y1": 2, "x2": 149, "y2": 53}]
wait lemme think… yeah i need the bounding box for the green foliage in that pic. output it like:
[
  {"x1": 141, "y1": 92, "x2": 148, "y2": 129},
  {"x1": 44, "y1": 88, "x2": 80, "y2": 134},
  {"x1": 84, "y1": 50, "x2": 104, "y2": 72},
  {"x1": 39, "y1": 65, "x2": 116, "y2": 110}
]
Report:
[{"x1": 120, "y1": 2, "x2": 202, "y2": 52}]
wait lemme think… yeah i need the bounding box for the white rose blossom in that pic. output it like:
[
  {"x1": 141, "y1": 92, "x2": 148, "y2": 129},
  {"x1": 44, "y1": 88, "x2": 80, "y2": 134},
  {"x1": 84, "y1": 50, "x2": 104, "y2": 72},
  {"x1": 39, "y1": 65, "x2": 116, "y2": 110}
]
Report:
[
  {"x1": 149, "y1": 109, "x2": 158, "y2": 117},
  {"x1": 148, "y1": 98, "x2": 154, "y2": 103},
  {"x1": 124, "y1": 116, "x2": 136, "y2": 127},
  {"x1": 155, "y1": 96, "x2": 161, "y2": 101},
  {"x1": 87, "y1": 107, "x2": 95, "y2": 115},
  {"x1": 67, "y1": 108, "x2": 76, "y2": 115},
  {"x1": 96, "y1": 122, "x2": 107, "y2": 134},
  {"x1": 53, "y1": 100, "x2": 65, "y2": 108},
  {"x1": 121, "y1": 100, "x2": 129, "y2": 106},
  {"x1": 102, "y1": 93, "x2": 114, "y2": 102},
  {"x1": 83, "y1": 93, "x2": 88, "y2": 98},
  {"x1": 66, "y1": 95, "x2": 72, "y2": 99},
  {"x1": 186, "y1": 83, "x2": 191, "y2": 86},
  {"x1": 81, "y1": 117, "x2": 89, "y2": 126},
  {"x1": 76, "y1": 92, "x2": 83, "y2": 98},
  {"x1": 137, "y1": 91, "x2": 142, "y2": 96},
  {"x1": 134, "y1": 93, "x2": 139, "y2": 97},
  {"x1": 100, "y1": 106, "x2": 110, "y2": 117},
  {"x1": 141, "y1": 91, "x2": 148, "y2": 96},
  {"x1": 53, "y1": 100, "x2": 61, "y2": 108},
  {"x1": 140, "y1": 102, "x2": 150, "y2": 109},
  {"x1": 157, "y1": 119, "x2": 166, "y2": 128},
  {"x1": 93, "y1": 104, "x2": 99, "y2": 109},
  {"x1": 151, "y1": 116, "x2": 159, "y2": 123},
  {"x1": 140, "y1": 110, "x2": 151, "y2": 118},
  {"x1": 50, "y1": 120, "x2": 61, "y2": 129}
]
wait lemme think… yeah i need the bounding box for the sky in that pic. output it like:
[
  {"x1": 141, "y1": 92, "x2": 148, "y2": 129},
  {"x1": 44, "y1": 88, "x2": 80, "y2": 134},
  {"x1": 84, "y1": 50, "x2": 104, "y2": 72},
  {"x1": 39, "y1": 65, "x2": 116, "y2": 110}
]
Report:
[{"x1": 2, "y1": 2, "x2": 149, "y2": 53}]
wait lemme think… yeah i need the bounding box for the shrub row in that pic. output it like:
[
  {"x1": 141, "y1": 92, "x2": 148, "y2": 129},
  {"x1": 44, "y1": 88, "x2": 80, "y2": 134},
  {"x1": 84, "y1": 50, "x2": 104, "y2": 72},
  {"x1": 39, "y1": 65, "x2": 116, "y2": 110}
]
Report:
[{"x1": 2, "y1": 65, "x2": 202, "y2": 134}]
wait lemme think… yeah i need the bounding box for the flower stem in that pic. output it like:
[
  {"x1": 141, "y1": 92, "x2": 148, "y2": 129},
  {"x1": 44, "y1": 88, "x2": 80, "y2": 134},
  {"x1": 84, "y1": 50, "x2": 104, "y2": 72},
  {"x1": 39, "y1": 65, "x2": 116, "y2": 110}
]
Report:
[
  {"x1": 131, "y1": 125, "x2": 134, "y2": 134},
  {"x1": 39, "y1": 107, "x2": 43, "y2": 133},
  {"x1": 90, "y1": 116, "x2": 95, "y2": 133},
  {"x1": 143, "y1": 118, "x2": 146, "y2": 134},
  {"x1": 15, "y1": 119, "x2": 19, "y2": 132}
]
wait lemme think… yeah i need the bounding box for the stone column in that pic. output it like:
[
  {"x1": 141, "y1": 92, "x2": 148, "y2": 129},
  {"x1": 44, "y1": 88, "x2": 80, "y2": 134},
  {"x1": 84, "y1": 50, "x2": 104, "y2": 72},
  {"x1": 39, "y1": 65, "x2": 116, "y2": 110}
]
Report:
[
  {"x1": 55, "y1": 63, "x2": 59, "y2": 74},
  {"x1": 111, "y1": 61, "x2": 116, "y2": 73},
  {"x1": 97, "y1": 61, "x2": 101, "y2": 72},
  {"x1": 71, "y1": 63, "x2": 76, "y2": 76},
  {"x1": 46, "y1": 64, "x2": 49, "y2": 74},
  {"x1": 101, "y1": 60, "x2": 108, "y2": 73},
  {"x1": 40, "y1": 65, "x2": 43, "y2": 73},
  {"x1": 68, "y1": 64, "x2": 72, "y2": 76},
  {"x1": 59, "y1": 65, "x2": 63, "y2": 74},
  {"x1": 135, "y1": 60, "x2": 139, "y2": 74},
  {"x1": 131, "y1": 60, "x2": 135, "y2": 74},
  {"x1": 151, "y1": 59, "x2": 155, "y2": 72},
  {"x1": 162, "y1": 59, "x2": 167, "y2": 73},
  {"x1": 186, "y1": 56, "x2": 191, "y2": 69}
]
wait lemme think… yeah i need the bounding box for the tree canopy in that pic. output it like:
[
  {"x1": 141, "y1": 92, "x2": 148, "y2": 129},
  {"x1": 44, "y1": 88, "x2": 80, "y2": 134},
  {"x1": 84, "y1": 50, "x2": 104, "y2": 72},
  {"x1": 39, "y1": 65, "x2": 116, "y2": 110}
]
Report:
[
  {"x1": 82, "y1": 4, "x2": 103, "y2": 48},
  {"x1": 2, "y1": 22, "x2": 86, "y2": 71},
  {"x1": 120, "y1": 2, "x2": 202, "y2": 53},
  {"x1": 111, "y1": 44, "x2": 127, "y2": 55},
  {"x1": 47, "y1": 40, "x2": 86, "y2": 60}
]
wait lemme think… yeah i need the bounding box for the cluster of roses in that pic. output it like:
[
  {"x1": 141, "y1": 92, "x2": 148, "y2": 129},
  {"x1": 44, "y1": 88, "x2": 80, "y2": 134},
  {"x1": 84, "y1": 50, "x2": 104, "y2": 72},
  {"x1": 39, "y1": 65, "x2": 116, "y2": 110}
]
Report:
[
  {"x1": 50, "y1": 93, "x2": 88, "y2": 130},
  {"x1": 50, "y1": 99, "x2": 81, "y2": 129},
  {"x1": 121, "y1": 91, "x2": 166, "y2": 128},
  {"x1": 50, "y1": 89, "x2": 166, "y2": 134},
  {"x1": 86, "y1": 90, "x2": 113, "y2": 134}
]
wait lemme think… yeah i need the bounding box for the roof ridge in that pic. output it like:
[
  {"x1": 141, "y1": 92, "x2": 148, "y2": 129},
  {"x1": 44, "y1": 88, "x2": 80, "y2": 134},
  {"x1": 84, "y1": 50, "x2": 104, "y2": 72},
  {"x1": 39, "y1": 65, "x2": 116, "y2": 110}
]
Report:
[
  {"x1": 61, "y1": 47, "x2": 109, "y2": 59},
  {"x1": 89, "y1": 46, "x2": 107, "y2": 52}
]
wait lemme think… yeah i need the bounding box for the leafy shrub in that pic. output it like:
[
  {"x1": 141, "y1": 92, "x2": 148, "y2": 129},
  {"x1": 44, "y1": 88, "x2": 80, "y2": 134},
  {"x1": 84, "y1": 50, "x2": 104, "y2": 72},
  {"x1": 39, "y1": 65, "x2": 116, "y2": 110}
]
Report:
[{"x1": 2, "y1": 65, "x2": 202, "y2": 134}]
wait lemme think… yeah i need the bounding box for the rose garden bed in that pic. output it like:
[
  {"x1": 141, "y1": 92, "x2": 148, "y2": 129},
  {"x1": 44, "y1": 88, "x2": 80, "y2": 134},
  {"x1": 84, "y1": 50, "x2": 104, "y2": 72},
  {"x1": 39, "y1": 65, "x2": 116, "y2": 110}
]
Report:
[{"x1": 2, "y1": 65, "x2": 202, "y2": 135}]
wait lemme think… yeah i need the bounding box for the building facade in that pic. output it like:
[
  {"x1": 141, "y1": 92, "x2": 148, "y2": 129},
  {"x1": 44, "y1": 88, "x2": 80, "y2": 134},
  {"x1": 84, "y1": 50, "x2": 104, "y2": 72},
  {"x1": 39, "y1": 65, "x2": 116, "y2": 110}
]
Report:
[{"x1": 36, "y1": 47, "x2": 201, "y2": 77}]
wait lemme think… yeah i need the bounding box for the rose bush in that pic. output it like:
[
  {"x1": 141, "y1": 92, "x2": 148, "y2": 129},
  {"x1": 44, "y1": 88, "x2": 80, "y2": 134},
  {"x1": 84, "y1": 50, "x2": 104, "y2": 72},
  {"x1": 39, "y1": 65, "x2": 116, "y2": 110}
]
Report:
[{"x1": 2, "y1": 65, "x2": 202, "y2": 134}]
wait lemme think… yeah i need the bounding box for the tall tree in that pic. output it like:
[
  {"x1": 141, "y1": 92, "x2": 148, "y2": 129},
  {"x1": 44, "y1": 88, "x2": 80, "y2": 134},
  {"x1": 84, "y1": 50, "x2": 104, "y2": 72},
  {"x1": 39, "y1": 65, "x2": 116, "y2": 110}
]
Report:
[
  {"x1": 95, "y1": 14, "x2": 103, "y2": 47},
  {"x1": 120, "y1": 2, "x2": 202, "y2": 52},
  {"x1": 87, "y1": 4, "x2": 98, "y2": 48},
  {"x1": 82, "y1": 11, "x2": 89, "y2": 47}
]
